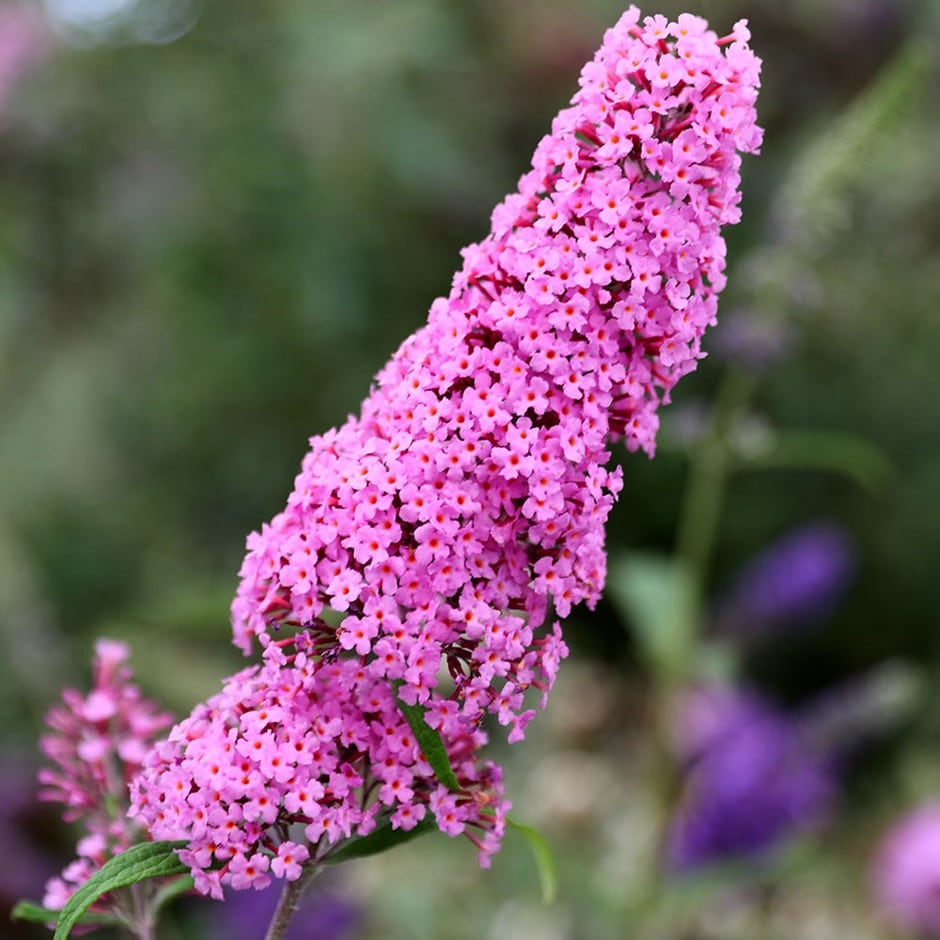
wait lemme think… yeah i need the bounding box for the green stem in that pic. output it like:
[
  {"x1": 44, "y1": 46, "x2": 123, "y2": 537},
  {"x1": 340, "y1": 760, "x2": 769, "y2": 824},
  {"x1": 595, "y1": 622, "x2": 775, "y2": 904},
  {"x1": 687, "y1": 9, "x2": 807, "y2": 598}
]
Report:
[
  {"x1": 674, "y1": 368, "x2": 756, "y2": 608},
  {"x1": 264, "y1": 864, "x2": 321, "y2": 940},
  {"x1": 626, "y1": 368, "x2": 757, "y2": 937}
]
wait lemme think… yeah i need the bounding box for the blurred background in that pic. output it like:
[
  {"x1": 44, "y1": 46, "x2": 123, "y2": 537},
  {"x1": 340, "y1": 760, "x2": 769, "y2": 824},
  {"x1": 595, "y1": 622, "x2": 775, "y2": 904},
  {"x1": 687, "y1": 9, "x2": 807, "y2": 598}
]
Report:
[{"x1": 2, "y1": 0, "x2": 939, "y2": 937}]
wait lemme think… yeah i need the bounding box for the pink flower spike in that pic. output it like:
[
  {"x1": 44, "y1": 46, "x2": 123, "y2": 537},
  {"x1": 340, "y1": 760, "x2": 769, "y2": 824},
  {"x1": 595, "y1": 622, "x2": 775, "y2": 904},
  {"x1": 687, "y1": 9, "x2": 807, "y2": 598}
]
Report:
[
  {"x1": 37, "y1": 638, "x2": 174, "y2": 910},
  {"x1": 133, "y1": 6, "x2": 761, "y2": 882},
  {"x1": 229, "y1": 12, "x2": 761, "y2": 765}
]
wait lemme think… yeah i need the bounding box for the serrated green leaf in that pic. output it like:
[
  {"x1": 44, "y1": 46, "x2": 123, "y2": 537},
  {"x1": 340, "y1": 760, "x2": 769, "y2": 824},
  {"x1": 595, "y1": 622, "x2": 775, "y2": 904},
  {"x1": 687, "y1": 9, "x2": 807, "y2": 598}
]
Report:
[
  {"x1": 396, "y1": 693, "x2": 461, "y2": 792},
  {"x1": 507, "y1": 816, "x2": 557, "y2": 904},
  {"x1": 326, "y1": 815, "x2": 438, "y2": 865},
  {"x1": 53, "y1": 841, "x2": 188, "y2": 940},
  {"x1": 10, "y1": 901, "x2": 122, "y2": 928},
  {"x1": 607, "y1": 553, "x2": 696, "y2": 679}
]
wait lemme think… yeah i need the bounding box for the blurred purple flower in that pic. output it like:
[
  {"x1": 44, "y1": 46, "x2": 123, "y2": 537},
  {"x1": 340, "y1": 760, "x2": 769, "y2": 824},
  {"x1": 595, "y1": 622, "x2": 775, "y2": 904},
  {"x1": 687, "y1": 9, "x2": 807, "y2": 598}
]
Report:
[
  {"x1": 207, "y1": 877, "x2": 361, "y2": 940},
  {"x1": 666, "y1": 687, "x2": 836, "y2": 872},
  {"x1": 714, "y1": 522, "x2": 856, "y2": 637},
  {"x1": 873, "y1": 802, "x2": 940, "y2": 936},
  {"x1": 709, "y1": 312, "x2": 793, "y2": 374},
  {"x1": 0, "y1": 759, "x2": 59, "y2": 932},
  {"x1": 0, "y1": 5, "x2": 49, "y2": 119}
]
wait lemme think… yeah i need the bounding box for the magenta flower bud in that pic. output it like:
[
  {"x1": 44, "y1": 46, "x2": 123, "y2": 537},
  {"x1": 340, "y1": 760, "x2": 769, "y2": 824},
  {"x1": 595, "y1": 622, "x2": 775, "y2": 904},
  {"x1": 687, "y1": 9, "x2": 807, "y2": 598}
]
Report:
[{"x1": 0, "y1": 4, "x2": 49, "y2": 119}]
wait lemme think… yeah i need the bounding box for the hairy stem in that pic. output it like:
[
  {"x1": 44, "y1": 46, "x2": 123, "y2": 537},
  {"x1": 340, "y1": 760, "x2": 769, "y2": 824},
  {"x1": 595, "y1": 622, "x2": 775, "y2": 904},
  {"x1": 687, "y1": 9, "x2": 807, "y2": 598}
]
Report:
[
  {"x1": 125, "y1": 883, "x2": 154, "y2": 940},
  {"x1": 264, "y1": 864, "x2": 321, "y2": 940}
]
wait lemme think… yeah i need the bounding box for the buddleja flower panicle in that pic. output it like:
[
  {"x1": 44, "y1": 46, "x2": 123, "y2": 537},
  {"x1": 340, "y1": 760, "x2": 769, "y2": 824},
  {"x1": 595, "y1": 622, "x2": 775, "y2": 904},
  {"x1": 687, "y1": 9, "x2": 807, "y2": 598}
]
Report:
[
  {"x1": 133, "y1": 6, "x2": 761, "y2": 894},
  {"x1": 231, "y1": 6, "x2": 762, "y2": 731}
]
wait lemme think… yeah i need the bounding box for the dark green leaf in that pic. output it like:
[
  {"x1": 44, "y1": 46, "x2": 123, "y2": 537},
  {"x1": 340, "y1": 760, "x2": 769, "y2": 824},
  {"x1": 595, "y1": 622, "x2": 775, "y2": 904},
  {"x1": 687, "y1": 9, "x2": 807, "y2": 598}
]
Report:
[
  {"x1": 395, "y1": 693, "x2": 461, "y2": 792},
  {"x1": 53, "y1": 841, "x2": 188, "y2": 940},
  {"x1": 10, "y1": 901, "x2": 121, "y2": 928},
  {"x1": 326, "y1": 816, "x2": 438, "y2": 865},
  {"x1": 507, "y1": 816, "x2": 557, "y2": 904},
  {"x1": 152, "y1": 874, "x2": 195, "y2": 914}
]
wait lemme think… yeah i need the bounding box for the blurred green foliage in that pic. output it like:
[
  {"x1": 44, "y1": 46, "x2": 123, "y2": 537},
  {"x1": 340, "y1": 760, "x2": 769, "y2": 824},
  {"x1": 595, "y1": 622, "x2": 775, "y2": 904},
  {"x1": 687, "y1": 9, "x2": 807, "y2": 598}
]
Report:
[{"x1": 2, "y1": 0, "x2": 939, "y2": 937}]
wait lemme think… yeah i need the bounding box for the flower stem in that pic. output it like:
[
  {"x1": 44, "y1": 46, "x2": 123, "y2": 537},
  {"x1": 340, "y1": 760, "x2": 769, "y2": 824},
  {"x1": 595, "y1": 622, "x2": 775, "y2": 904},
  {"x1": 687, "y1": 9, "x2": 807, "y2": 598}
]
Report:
[
  {"x1": 674, "y1": 366, "x2": 756, "y2": 610},
  {"x1": 264, "y1": 865, "x2": 321, "y2": 940},
  {"x1": 127, "y1": 883, "x2": 154, "y2": 940}
]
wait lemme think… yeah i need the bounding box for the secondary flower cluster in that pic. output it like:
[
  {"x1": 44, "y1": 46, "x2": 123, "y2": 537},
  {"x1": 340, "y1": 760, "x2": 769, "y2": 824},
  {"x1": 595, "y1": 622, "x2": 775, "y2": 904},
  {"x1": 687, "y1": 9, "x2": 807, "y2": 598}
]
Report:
[
  {"x1": 134, "y1": 6, "x2": 762, "y2": 894},
  {"x1": 874, "y1": 802, "x2": 940, "y2": 936},
  {"x1": 130, "y1": 633, "x2": 508, "y2": 899},
  {"x1": 38, "y1": 639, "x2": 173, "y2": 910},
  {"x1": 713, "y1": 521, "x2": 856, "y2": 638},
  {"x1": 666, "y1": 685, "x2": 835, "y2": 870},
  {"x1": 231, "y1": 7, "x2": 762, "y2": 739}
]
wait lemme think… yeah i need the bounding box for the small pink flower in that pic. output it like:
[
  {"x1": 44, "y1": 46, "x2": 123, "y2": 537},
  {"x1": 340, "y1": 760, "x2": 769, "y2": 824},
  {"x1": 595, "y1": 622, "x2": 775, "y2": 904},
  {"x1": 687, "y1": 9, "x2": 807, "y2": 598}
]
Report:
[
  {"x1": 271, "y1": 842, "x2": 309, "y2": 881},
  {"x1": 229, "y1": 852, "x2": 271, "y2": 892}
]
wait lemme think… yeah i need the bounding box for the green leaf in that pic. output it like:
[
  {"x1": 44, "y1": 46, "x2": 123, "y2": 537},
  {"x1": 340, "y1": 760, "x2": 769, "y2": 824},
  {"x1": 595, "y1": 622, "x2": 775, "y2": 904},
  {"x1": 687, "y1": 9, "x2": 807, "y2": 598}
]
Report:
[
  {"x1": 732, "y1": 428, "x2": 892, "y2": 493},
  {"x1": 607, "y1": 553, "x2": 696, "y2": 680},
  {"x1": 10, "y1": 901, "x2": 122, "y2": 928},
  {"x1": 395, "y1": 692, "x2": 461, "y2": 792},
  {"x1": 507, "y1": 816, "x2": 557, "y2": 904},
  {"x1": 53, "y1": 841, "x2": 189, "y2": 940},
  {"x1": 326, "y1": 816, "x2": 438, "y2": 865}
]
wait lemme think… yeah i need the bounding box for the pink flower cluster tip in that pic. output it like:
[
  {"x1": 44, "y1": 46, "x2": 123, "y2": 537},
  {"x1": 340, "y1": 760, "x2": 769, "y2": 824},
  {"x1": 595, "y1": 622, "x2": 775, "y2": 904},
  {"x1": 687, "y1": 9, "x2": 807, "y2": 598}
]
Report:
[
  {"x1": 38, "y1": 639, "x2": 173, "y2": 910},
  {"x1": 134, "y1": 6, "x2": 761, "y2": 895}
]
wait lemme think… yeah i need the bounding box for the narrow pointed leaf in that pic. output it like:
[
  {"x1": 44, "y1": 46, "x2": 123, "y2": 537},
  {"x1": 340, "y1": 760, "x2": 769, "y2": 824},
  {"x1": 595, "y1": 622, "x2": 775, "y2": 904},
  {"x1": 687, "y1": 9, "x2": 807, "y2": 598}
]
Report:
[
  {"x1": 607, "y1": 553, "x2": 696, "y2": 679},
  {"x1": 395, "y1": 693, "x2": 461, "y2": 792},
  {"x1": 53, "y1": 840, "x2": 188, "y2": 940},
  {"x1": 733, "y1": 428, "x2": 892, "y2": 493},
  {"x1": 326, "y1": 816, "x2": 438, "y2": 865},
  {"x1": 10, "y1": 901, "x2": 122, "y2": 928},
  {"x1": 507, "y1": 816, "x2": 557, "y2": 904}
]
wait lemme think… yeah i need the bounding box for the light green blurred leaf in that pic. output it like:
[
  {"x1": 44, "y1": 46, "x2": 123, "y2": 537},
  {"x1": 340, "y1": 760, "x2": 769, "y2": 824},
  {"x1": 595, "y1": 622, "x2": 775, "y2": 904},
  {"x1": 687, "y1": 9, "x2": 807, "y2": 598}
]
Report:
[
  {"x1": 775, "y1": 38, "x2": 933, "y2": 247},
  {"x1": 507, "y1": 816, "x2": 558, "y2": 904},
  {"x1": 152, "y1": 874, "x2": 195, "y2": 914},
  {"x1": 732, "y1": 427, "x2": 892, "y2": 493},
  {"x1": 10, "y1": 901, "x2": 121, "y2": 928},
  {"x1": 607, "y1": 554, "x2": 696, "y2": 679}
]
